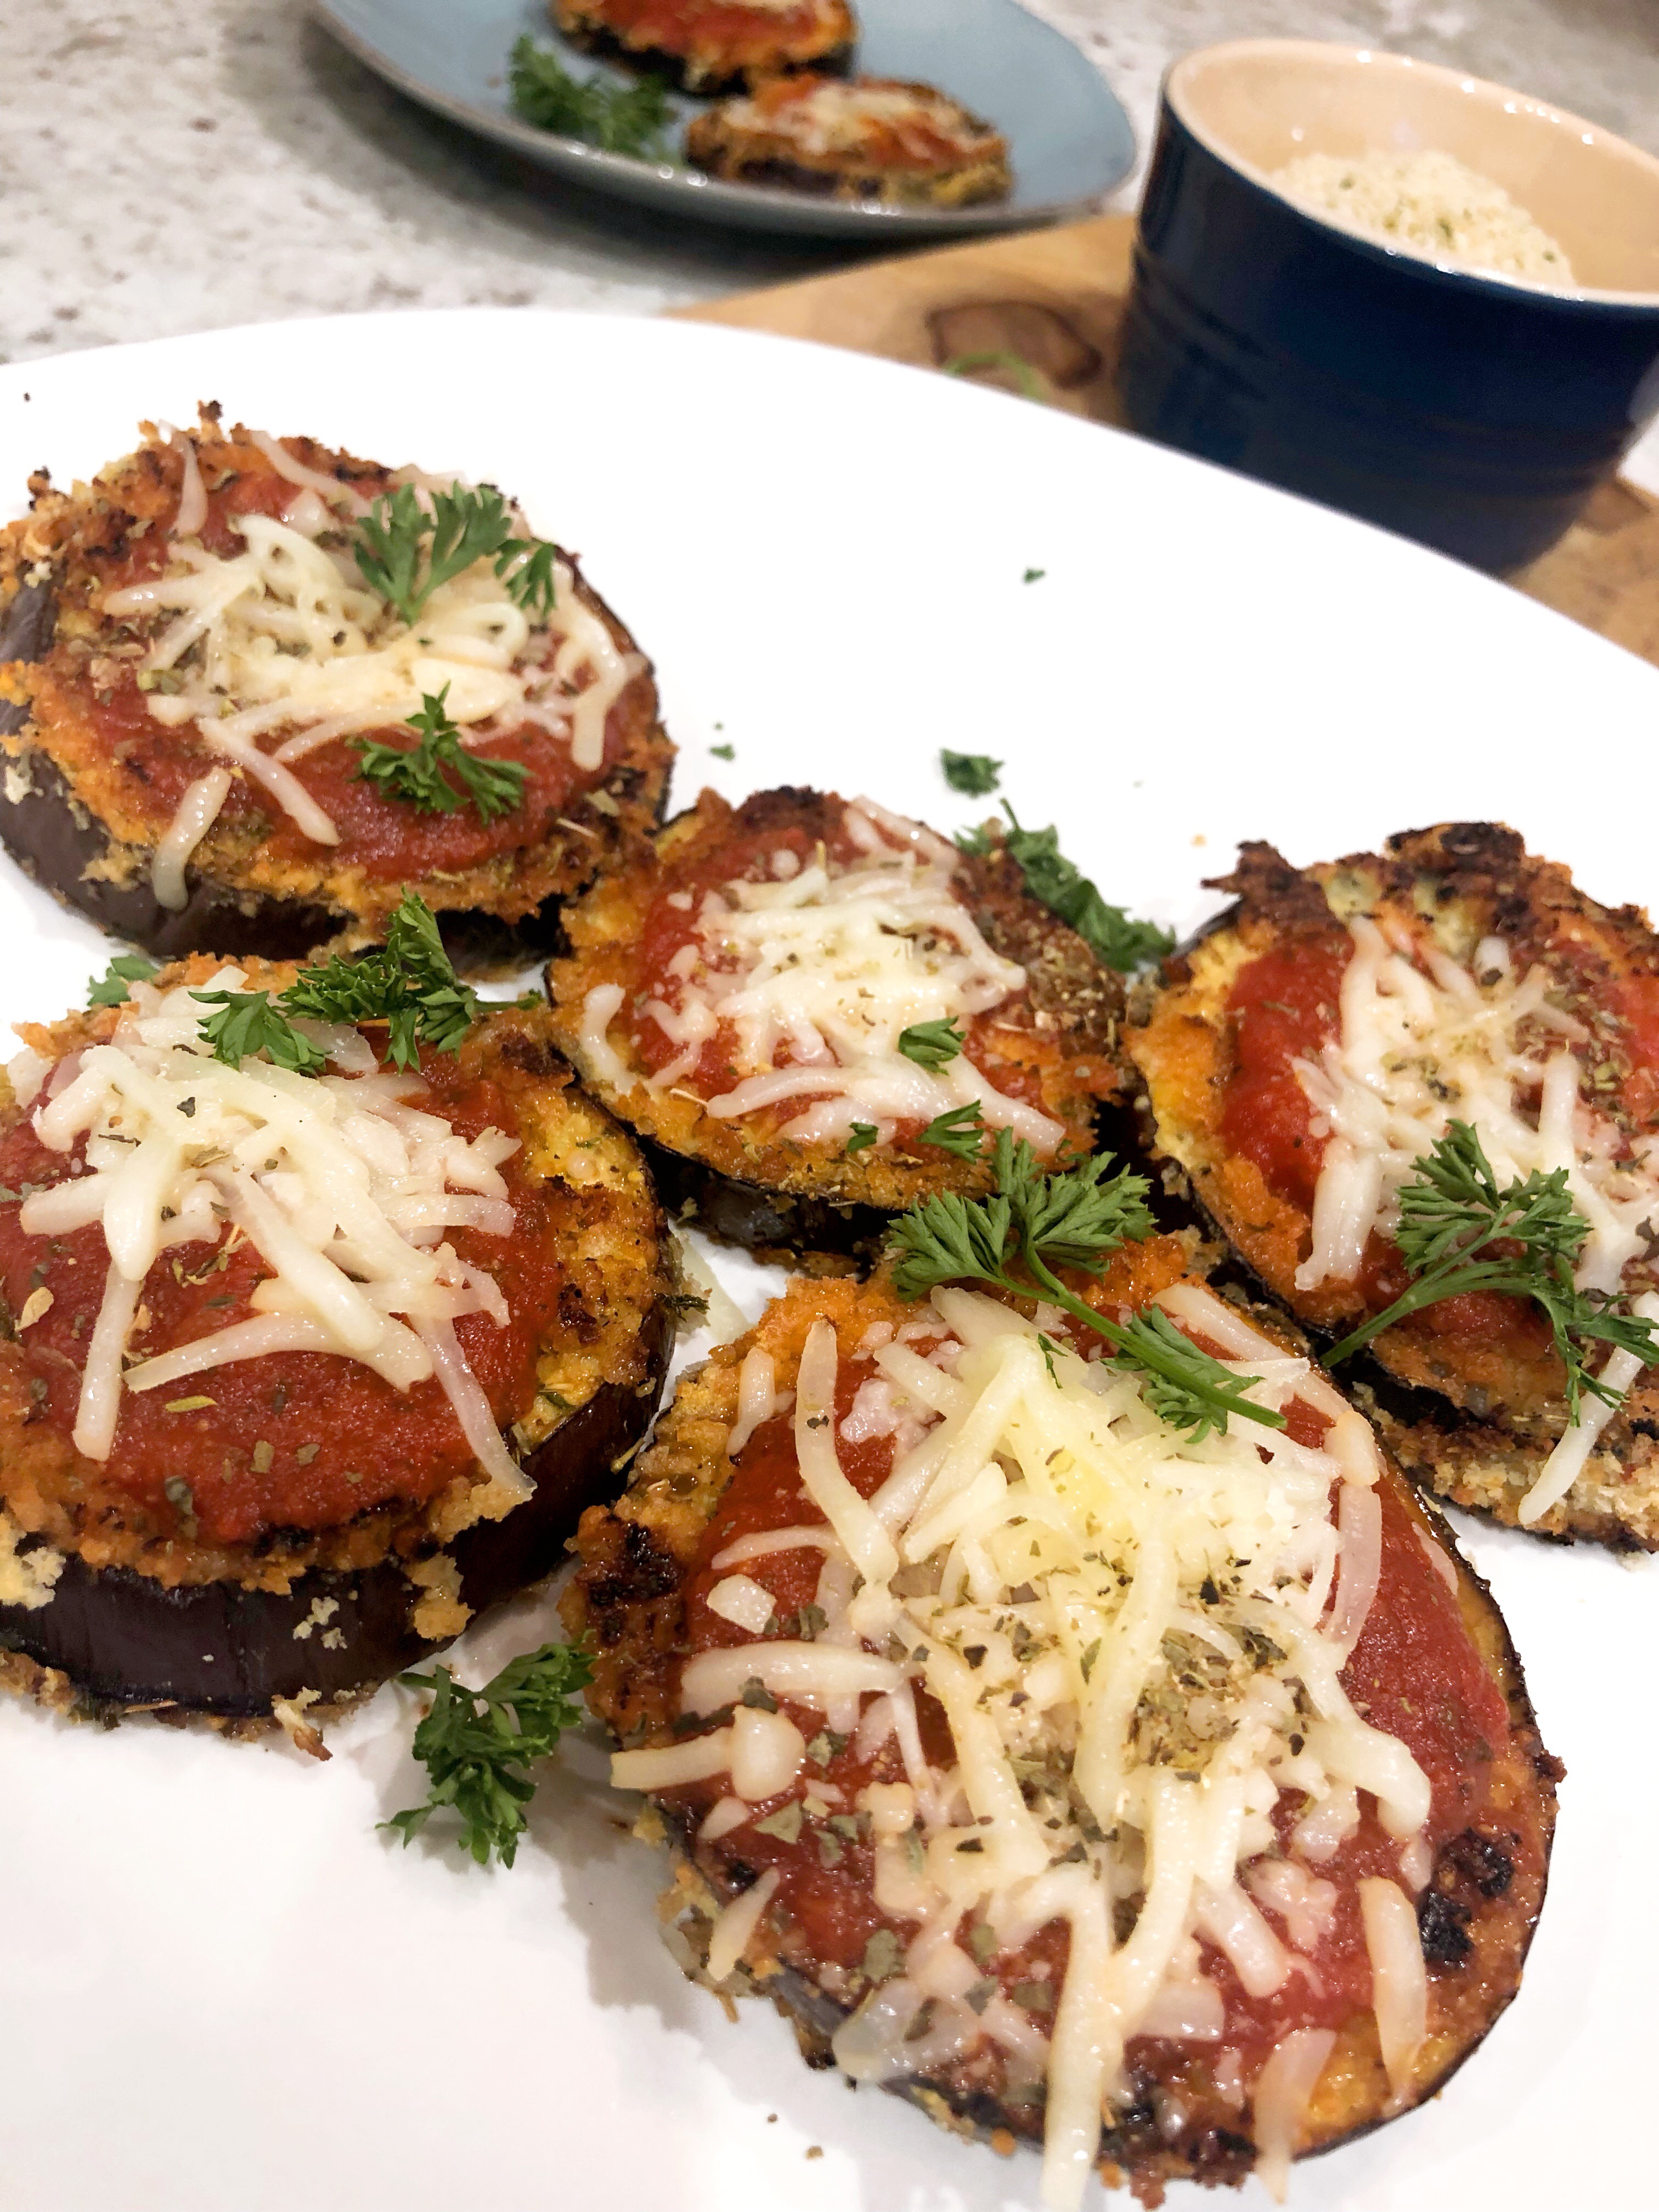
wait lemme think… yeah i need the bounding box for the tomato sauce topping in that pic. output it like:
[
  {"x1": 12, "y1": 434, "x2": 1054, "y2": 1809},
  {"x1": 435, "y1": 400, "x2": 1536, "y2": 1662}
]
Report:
[
  {"x1": 77, "y1": 460, "x2": 637, "y2": 881},
  {"x1": 0, "y1": 1048, "x2": 567, "y2": 1547},
  {"x1": 1218, "y1": 935, "x2": 1551, "y2": 1342},
  {"x1": 658, "y1": 1316, "x2": 1520, "y2": 2067},
  {"x1": 619, "y1": 809, "x2": 1056, "y2": 1147},
  {"x1": 590, "y1": 0, "x2": 832, "y2": 54}
]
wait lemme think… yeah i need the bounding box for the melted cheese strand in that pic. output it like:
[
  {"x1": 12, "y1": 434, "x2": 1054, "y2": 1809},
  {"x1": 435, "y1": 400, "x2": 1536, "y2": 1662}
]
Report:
[
  {"x1": 1358, "y1": 1877, "x2": 1428, "y2": 2103},
  {"x1": 1251, "y1": 2028, "x2": 1337, "y2": 2203},
  {"x1": 168, "y1": 428, "x2": 207, "y2": 539},
  {"x1": 794, "y1": 1321, "x2": 900, "y2": 1585},
  {"x1": 151, "y1": 766, "x2": 235, "y2": 910},
  {"x1": 1520, "y1": 1286, "x2": 1659, "y2": 1521}
]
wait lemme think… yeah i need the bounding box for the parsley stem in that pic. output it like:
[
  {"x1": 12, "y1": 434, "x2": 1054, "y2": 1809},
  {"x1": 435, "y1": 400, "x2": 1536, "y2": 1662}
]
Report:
[{"x1": 1017, "y1": 1242, "x2": 1285, "y2": 1434}]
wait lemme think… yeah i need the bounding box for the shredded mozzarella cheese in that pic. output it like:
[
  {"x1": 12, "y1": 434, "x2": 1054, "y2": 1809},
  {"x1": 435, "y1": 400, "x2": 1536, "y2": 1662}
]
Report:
[
  {"x1": 101, "y1": 440, "x2": 635, "y2": 888},
  {"x1": 1296, "y1": 916, "x2": 1654, "y2": 1297},
  {"x1": 680, "y1": 1285, "x2": 1426, "y2": 2206},
  {"x1": 24, "y1": 972, "x2": 523, "y2": 1490},
  {"x1": 598, "y1": 799, "x2": 1066, "y2": 1153}
]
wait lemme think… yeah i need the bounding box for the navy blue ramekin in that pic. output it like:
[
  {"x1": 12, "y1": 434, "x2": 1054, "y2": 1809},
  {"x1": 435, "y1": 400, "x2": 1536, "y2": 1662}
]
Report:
[{"x1": 1117, "y1": 42, "x2": 1659, "y2": 573}]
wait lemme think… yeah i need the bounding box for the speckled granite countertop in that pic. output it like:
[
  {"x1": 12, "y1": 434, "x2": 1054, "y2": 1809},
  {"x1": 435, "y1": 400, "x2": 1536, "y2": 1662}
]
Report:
[{"x1": 2, "y1": 0, "x2": 1655, "y2": 365}]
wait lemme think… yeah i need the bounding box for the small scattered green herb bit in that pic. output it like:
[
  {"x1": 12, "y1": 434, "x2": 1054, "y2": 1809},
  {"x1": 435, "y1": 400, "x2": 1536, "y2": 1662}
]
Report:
[
  {"x1": 959, "y1": 804, "x2": 1173, "y2": 972},
  {"x1": 845, "y1": 1122, "x2": 879, "y2": 1155},
  {"x1": 1023, "y1": 567, "x2": 1046, "y2": 585},
  {"x1": 383, "y1": 1639, "x2": 594, "y2": 1869},
  {"x1": 88, "y1": 951, "x2": 160, "y2": 1008},
  {"x1": 897, "y1": 1017, "x2": 966, "y2": 1071},
  {"x1": 941, "y1": 349, "x2": 1046, "y2": 403},
  {"x1": 1325, "y1": 1120, "x2": 1659, "y2": 1419},
  {"x1": 886, "y1": 1130, "x2": 1283, "y2": 1440},
  {"x1": 353, "y1": 686, "x2": 529, "y2": 823},
  {"x1": 283, "y1": 893, "x2": 481, "y2": 1071},
  {"x1": 709, "y1": 742, "x2": 736, "y2": 761},
  {"x1": 509, "y1": 34, "x2": 674, "y2": 159},
  {"x1": 353, "y1": 478, "x2": 557, "y2": 627},
  {"x1": 191, "y1": 989, "x2": 328, "y2": 1076},
  {"x1": 918, "y1": 1102, "x2": 986, "y2": 1159},
  {"x1": 940, "y1": 750, "x2": 1002, "y2": 797}
]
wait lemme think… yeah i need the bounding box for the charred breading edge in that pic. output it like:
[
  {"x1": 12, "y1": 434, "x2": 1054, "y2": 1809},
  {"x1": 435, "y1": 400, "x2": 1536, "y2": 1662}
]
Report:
[
  {"x1": 0, "y1": 421, "x2": 673, "y2": 960},
  {"x1": 0, "y1": 974, "x2": 674, "y2": 1726},
  {"x1": 1126, "y1": 822, "x2": 1659, "y2": 1549},
  {"x1": 684, "y1": 78, "x2": 1013, "y2": 208},
  {"x1": 542, "y1": 786, "x2": 1128, "y2": 1268},
  {"x1": 552, "y1": 0, "x2": 855, "y2": 93},
  {"x1": 566, "y1": 1259, "x2": 1559, "y2": 2199}
]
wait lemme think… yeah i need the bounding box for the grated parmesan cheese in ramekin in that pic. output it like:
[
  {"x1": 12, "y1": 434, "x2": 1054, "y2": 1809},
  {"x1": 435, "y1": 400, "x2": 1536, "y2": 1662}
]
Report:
[{"x1": 1269, "y1": 148, "x2": 1575, "y2": 284}]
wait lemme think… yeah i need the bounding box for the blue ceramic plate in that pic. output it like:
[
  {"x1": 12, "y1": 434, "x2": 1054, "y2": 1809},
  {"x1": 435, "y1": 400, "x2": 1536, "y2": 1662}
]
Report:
[{"x1": 309, "y1": 0, "x2": 1135, "y2": 237}]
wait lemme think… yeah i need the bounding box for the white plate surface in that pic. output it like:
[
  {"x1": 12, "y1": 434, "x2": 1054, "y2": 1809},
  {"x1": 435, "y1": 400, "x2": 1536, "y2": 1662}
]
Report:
[{"x1": 0, "y1": 311, "x2": 1654, "y2": 2212}]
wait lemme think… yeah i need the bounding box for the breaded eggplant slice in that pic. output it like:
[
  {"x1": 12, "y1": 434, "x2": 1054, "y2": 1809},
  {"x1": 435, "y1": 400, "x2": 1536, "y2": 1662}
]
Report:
[
  {"x1": 544, "y1": 787, "x2": 1127, "y2": 1266},
  {"x1": 568, "y1": 1252, "x2": 1558, "y2": 2199},
  {"x1": 0, "y1": 964, "x2": 672, "y2": 1726},
  {"x1": 0, "y1": 414, "x2": 671, "y2": 959},
  {"x1": 554, "y1": 0, "x2": 853, "y2": 92},
  {"x1": 686, "y1": 74, "x2": 1013, "y2": 207},
  {"x1": 1129, "y1": 823, "x2": 1659, "y2": 1547}
]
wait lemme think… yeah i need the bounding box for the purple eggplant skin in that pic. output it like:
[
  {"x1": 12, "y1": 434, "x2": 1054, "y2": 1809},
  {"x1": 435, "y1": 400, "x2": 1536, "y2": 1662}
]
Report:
[
  {"x1": 642, "y1": 1136, "x2": 888, "y2": 1271},
  {"x1": 0, "y1": 1303, "x2": 670, "y2": 1719}
]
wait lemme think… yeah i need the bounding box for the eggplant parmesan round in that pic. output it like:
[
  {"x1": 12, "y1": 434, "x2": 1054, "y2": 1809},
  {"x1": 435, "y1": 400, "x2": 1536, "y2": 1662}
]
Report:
[
  {"x1": 553, "y1": 0, "x2": 854, "y2": 92},
  {"x1": 685, "y1": 75, "x2": 1013, "y2": 207},
  {"x1": 1129, "y1": 825, "x2": 1659, "y2": 1548},
  {"x1": 0, "y1": 415, "x2": 671, "y2": 960},
  {"x1": 543, "y1": 787, "x2": 1128, "y2": 1266},
  {"x1": 567, "y1": 1255, "x2": 1557, "y2": 2204},
  {"x1": 0, "y1": 960, "x2": 672, "y2": 1729}
]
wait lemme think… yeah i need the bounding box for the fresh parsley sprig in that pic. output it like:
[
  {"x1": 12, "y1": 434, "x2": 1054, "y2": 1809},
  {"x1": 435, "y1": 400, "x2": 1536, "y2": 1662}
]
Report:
[
  {"x1": 918, "y1": 1102, "x2": 986, "y2": 1158},
  {"x1": 383, "y1": 1640, "x2": 594, "y2": 1869},
  {"x1": 284, "y1": 893, "x2": 481, "y2": 1069},
  {"x1": 353, "y1": 687, "x2": 529, "y2": 823},
  {"x1": 193, "y1": 989, "x2": 328, "y2": 1075},
  {"x1": 898, "y1": 1017, "x2": 966, "y2": 1071},
  {"x1": 191, "y1": 892, "x2": 481, "y2": 1076},
  {"x1": 509, "y1": 34, "x2": 675, "y2": 159},
  {"x1": 887, "y1": 1131, "x2": 1285, "y2": 1440},
  {"x1": 88, "y1": 951, "x2": 160, "y2": 1008},
  {"x1": 959, "y1": 805, "x2": 1173, "y2": 972},
  {"x1": 353, "y1": 481, "x2": 558, "y2": 627},
  {"x1": 1325, "y1": 1121, "x2": 1659, "y2": 1419},
  {"x1": 940, "y1": 750, "x2": 1002, "y2": 796}
]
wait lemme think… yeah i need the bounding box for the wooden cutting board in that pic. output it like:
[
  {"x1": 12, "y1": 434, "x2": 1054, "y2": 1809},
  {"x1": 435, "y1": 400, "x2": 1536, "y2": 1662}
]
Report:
[{"x1": 678, "y1": 212, "x2": 1659, "y2": 669}]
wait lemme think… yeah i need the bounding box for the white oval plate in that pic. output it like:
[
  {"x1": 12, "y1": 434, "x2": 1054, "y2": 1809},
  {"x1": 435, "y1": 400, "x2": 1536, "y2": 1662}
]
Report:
[{"x1": 0, "y1": 311, "x2": 1653, "y2": 2212}]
